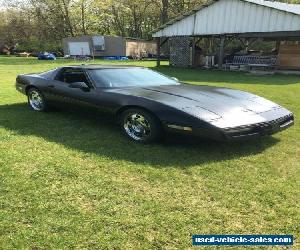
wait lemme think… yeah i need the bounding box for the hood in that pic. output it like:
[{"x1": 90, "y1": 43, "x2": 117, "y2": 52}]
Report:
[{"x1": 108, "y1": 84, "x2": 283, "y2": 127}]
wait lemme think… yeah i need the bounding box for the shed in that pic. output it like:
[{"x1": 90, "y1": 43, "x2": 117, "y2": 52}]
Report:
[
  {"x1": 62, "y1": 35, "x2": 126, "y2": 57},
  {"x1": 152, "y1": 0, "x2": 300, "y2": 69},
  {"x1": 125, "y1": 38, "x2": 157, "y2": 58},
  {"x1": 62, "y1": 35, "x2": 157, "y2": 58}
]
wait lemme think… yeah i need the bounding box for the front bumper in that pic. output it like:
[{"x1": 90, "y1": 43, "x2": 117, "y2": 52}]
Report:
[
  {"x1": 164, "y1": 113, "x2": 294, "y2": 141},
  {"x1": 222, "y1": 113, "x2": 294, "y2": 141}
]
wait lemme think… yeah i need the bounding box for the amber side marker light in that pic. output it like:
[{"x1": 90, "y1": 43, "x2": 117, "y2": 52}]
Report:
[{"x1": 167, "y1": 124, "x2": 193, "y2": 131}]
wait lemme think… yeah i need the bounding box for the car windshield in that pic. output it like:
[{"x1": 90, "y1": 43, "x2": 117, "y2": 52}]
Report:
[{"x1": 87, "y1": 68, "x2": 179, "y2": 88}]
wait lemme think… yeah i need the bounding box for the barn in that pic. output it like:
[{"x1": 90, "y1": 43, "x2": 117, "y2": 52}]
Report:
[
  {"x1": 152, "y1": 0, "x2": 300, "y2": 70},
  {"x1": 62, "y1": 35, "x2": 157, "y2": 58}
]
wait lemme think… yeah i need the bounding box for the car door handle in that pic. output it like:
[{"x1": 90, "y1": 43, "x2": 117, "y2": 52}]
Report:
[{"x1": 47, "y1": 84, "x2": 55, "y2": 88}]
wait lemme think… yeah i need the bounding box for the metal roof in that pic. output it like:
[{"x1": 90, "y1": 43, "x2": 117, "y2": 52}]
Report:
[
  {"x1": 245, "y1": 0, "x2": 300, "y2": 15},
  {"x1": 152, "y1": 0, "x2": 300, "y2": 37}
]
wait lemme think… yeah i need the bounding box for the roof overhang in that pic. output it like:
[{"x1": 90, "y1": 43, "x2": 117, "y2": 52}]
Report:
[{"x1": 152, "y1": 0, "x2": 300, "y2": 38}]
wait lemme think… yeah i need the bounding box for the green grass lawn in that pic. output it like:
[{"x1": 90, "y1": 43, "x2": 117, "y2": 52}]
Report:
[{"x1": 0, "y1": 56, "x2": 299, "y2": 249}]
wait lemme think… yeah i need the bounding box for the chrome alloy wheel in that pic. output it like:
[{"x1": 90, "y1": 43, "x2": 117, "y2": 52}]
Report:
[
  {"x1": 124, "y1": 113, "x2": 151, "y2": 141},
  {"x1": 28, "y1": 90, "x2": 44, "y2": 111}
]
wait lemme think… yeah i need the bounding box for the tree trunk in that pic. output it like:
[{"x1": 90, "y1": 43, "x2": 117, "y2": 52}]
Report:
[
  {"x1": 61, "y1": 0, "x2": 75, "y2": 36},
  {"x1": 81, "y1": 0, "x2": 86, "y2": 35},
  {"x1": 161, "y1": 0, "x2": 168, "y2": 24}
]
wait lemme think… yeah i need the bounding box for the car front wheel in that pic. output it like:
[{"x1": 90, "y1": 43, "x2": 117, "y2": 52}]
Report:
[
  {"x1": 27, "y1": 88, "x2": 48, "y2": 111},
  {"x1": 121, "y1": 108, "x2": 163, "y2": 143}
]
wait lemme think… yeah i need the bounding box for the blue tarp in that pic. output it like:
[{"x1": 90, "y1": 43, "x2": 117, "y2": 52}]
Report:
[
  {"x1": 102, "y1": 56, "x2": 128, "y2": 60},
  {"x1": 38, "y1": 52, "x2": 56, "y2": 60}
]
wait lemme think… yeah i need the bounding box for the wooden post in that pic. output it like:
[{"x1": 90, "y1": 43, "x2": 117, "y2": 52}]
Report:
[
  {"x1": 191, "y1": 37, "x2": 196, "y2": 68},
  {"x1": 156, "y1": 37, "x2": 161, "y2": 67},
  {"x1": 276, "y1": 39, "x2": 281, "y2": 52},
  {"x1": 218, "y1": 36, "x2": 225, "y2": 69}
]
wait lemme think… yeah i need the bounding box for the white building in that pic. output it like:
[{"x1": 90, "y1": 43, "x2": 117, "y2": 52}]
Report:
[{"x1": 152, "y1": 0, "x2": 300, "y2": 69}]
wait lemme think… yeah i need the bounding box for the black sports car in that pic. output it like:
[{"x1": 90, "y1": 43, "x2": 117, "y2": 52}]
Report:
[{"x1": 16, "y1": 65, "x2": 294, "y2": 143}]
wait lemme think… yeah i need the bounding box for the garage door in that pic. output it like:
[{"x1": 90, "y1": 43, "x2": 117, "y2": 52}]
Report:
[{"x1": 68, "y1": 42, "x2": 91, "y2": 56}]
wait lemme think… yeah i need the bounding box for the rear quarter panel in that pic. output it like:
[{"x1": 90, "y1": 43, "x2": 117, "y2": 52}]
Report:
[{"x1": 16, "y1": 74, "x2": 51, "y2": 96}]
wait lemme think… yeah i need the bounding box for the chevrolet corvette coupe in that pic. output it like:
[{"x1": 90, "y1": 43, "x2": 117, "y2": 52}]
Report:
[{"x1": 16, "y1": 65, "x2": 294, "y2": 143}]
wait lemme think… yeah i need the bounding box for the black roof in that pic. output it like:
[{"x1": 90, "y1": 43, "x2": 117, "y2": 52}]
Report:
[{"x1": 64, "y1": 64, "x2": 142, "y2": 69}]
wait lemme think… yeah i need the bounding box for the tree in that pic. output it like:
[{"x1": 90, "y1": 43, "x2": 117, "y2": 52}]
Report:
[{"x1": 1, "y1": 0, "x2": 298, "y2": 51}]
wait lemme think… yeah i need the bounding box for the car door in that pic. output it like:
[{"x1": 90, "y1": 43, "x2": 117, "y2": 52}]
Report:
[{"x1": 45, "y1": 68, "x2": 99, "y2": 110}]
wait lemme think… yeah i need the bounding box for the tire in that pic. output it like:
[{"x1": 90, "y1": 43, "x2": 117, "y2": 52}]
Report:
[
  {"x1": 27, "y1": 88, "x2": 49, "y2": 112},
  {"x1": 120, "y1": 108, "x2": 163, "y2": 143}
]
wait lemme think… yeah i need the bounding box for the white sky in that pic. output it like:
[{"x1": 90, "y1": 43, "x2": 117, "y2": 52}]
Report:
[
  {"x1": 0, "y1": 0, "x2": 8, "y2": 10},
  {"x1": 0, "y1": 0, "x2": 26, "y2": 9}
]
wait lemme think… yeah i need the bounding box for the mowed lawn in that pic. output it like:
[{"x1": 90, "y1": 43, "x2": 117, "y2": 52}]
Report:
[{"x1": 0, "y1": 56, "x2": 299, "y2": 249}]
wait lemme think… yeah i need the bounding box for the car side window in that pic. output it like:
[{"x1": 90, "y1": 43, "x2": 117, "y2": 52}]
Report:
[{"x1": 56, "y1": 69, "x2": 89, "y2": 85}]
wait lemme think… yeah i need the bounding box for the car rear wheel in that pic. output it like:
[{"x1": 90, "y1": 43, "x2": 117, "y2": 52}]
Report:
[
  {"x1": 121, "y1": 108, "x2": 163, "y2": 143},
  {"x1": 27, "y1": 88, "x2": 48, "y2": 111}
]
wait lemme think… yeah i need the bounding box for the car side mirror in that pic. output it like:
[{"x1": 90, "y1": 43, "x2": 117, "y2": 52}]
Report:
[
  {"x1": 171, "y1": 77, "x2": 178, "y2": 81},
  {"x1": 69, "y1": 82, "x2": 90, "y2": 90}
]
